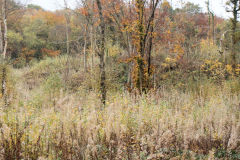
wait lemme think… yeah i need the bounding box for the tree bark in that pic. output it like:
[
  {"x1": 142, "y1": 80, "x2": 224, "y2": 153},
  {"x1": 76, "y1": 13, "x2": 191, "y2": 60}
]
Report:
[
  {"x1": 134, "y1": 0, "x2": 159, "y2": 93},
  {"x1": 147, "y1": 0, "x2": 158, "y2": 76},
  {"x1": 1, "y1": 66, "x2": 7, "y2": 107},
  {"x1": 227, "y1": 0, "x2": 240, "y2": 67},
  {"x1": 1, "y1": 0, "x2": 7, "y2": 107},
  {"x1": 147, "y1": 24, "x2": 154, "y2": 76},
  {"x1": 96, "y1": 0, "x2": 106, "y2": 106}
]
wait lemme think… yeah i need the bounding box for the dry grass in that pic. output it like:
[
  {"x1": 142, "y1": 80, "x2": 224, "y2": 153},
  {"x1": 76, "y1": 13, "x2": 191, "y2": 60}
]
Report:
[{"x1": 0, "y1": 82, "x2": 239, "y2": 159}]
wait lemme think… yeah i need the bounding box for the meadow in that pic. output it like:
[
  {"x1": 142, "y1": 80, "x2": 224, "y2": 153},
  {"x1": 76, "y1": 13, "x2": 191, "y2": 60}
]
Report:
[
  {"x1": 0, "y1": 56, "x2": 239, "y2": 159},
  {"x1": 0, "y1": 0, "x2": 240, "y2": 159}
]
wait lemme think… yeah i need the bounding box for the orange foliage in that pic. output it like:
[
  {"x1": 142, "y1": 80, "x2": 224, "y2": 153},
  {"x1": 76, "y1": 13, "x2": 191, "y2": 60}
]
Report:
[
  {"x1": 13, "y1": 48, "x2": 36, "y2": 65},
  {"x1": 41, "y1": 48, "x2": 61, "y2": 57},
  {"x1": 30, "y1": 10, "x2": 65, "y2": 25}
]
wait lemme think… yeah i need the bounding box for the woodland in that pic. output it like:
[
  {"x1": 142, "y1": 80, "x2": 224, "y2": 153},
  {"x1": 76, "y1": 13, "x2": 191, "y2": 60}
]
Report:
[{"x1": 0, "y1": 0, "x2": 240, "y2": 159}]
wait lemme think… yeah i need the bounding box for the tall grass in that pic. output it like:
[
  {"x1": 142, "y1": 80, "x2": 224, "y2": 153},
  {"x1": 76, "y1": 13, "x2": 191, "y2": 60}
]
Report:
[{"x1": 0, "y1": 85, "x2": 239, "y2": 159}]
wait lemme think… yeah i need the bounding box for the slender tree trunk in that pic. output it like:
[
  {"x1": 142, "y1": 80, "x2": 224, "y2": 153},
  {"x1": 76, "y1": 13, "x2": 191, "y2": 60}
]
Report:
[
  {"x1": 231, "y1": 4, "x2": 238, "y2": 67},
  {"x1": 90, "y1": 25, "x2": 94, "y2": 71},
  {"x1": 2, "y1": 0, "x2": 7, "y2": 59},
  {"x1": 226, "y1": 0, "x2": 240, "y2": 66},
  {"x1": 96, "y1": 0, "x2": 106, "y2": 106},
  {"x1": 90, "y1": 0, "x2": 95, "y2": 72},
  {"x1": 83, "y1": 27, "x2": 87, "y2": 72},
  {"x1": 136, "y1": 0, "x2": 145, "y2": 94},
  {"x1": 207, "y1": 0, "x2": 211, "y2": 46},
  {"x1": 65, "y1": 18, "x2": 70, "y2": 55},
  {"x1": 0, "y1": 21, "x2": 3, "y2": 53},
  {"x1": 64, "y1": 19, "x2": 70, "y2": 83},
  {"x1": 137, "y1": 0, "x2": 145, "y2": 58},
  {"x1": 147, "y1": 0, "x2": 157, "y2": 76},
  {"x1": 64, "y1": 0, "x2": 70, "y2": 55},
  {"x1": 127, "y1": 34, "x2": 132, "y2": 87},
  {"x1": 92, "y1": 32, "x2": 97, "y2": 71},
  {"x1": 1, "y1": 0, "x2": 8, "y2": 107},
  {"x1": 2, "y1": 66, "x2": 7, "y2": 107},
  {"x1": 63, "y1": 0, "x2": 71, "y2": 85},
  {"x1": 147, "y1": 24, "x2": 154, "y2": 76},
  {"x1": 211, "y1": 13, "x2": 215, "y2": 44}
]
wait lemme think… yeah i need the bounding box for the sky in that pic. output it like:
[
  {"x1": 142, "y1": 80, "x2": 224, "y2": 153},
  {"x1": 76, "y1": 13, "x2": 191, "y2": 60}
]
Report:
[
  {"x1": 26, "y1": 0, "x2": 77, "y2": 10},
  {"x1": 26, "y1": 0, "x2": 230, "y2": 18},
  {"x1": 171, "y1": 0, "x2": 230, "y2": 18}
]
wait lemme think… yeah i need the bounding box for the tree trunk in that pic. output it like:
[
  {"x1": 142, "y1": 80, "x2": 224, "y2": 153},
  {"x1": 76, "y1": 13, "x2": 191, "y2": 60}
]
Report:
[
  {"x1": 90, "y1": 25, "x2": 94, "y2": 71},
  {"x1": 147, "y1": 24, "x2": 154, "y2": 76},
  {"x1": 96, "y1": 0, "x2": 106, "y2": 106},
  {"x1": 64, "y1": 0, "x2": 70, "y2": 55},
  {"x1": 137, "y1": 0, "x2": 145, "y2": 58},
  {"x1": 211, "y1": 13, "x2": 215, "y2": 44},
  {"x1": 0, "y1": 21, "x2": 3, "y2": 53},
  {"x1": 147, "y1": 0, "x2": 157, "y2": 76},
  {"x1": 1, "y1": 0, "x2": 7, "y2": 107},
  {"x1": 127, "y1": 34, "x2": 132, "y2": 87},
  {"x1": 83, "y1": 27, "x2": 87, "y2": 72},
  {"x1": 65, "y1": 18, "x2": 70, "y2": 55},
  {"x1": 2, "y1": 65, "x2": 7, "y2": 107},
  {"x1": 207, "y1": 0, "x2": 211, "y2": 46},
  {"x1": 2, "y1": 0, "x2": 7, "y2": 59},
  {"x1": 135, "y1": 0, "x2": 145, "y2": 94},
  {"x1": 134, "y1": 0, "x2": 159, "y2": 93},
  {"x1": 231, "y1": 3, "x2": 238, "y2": 67}
]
